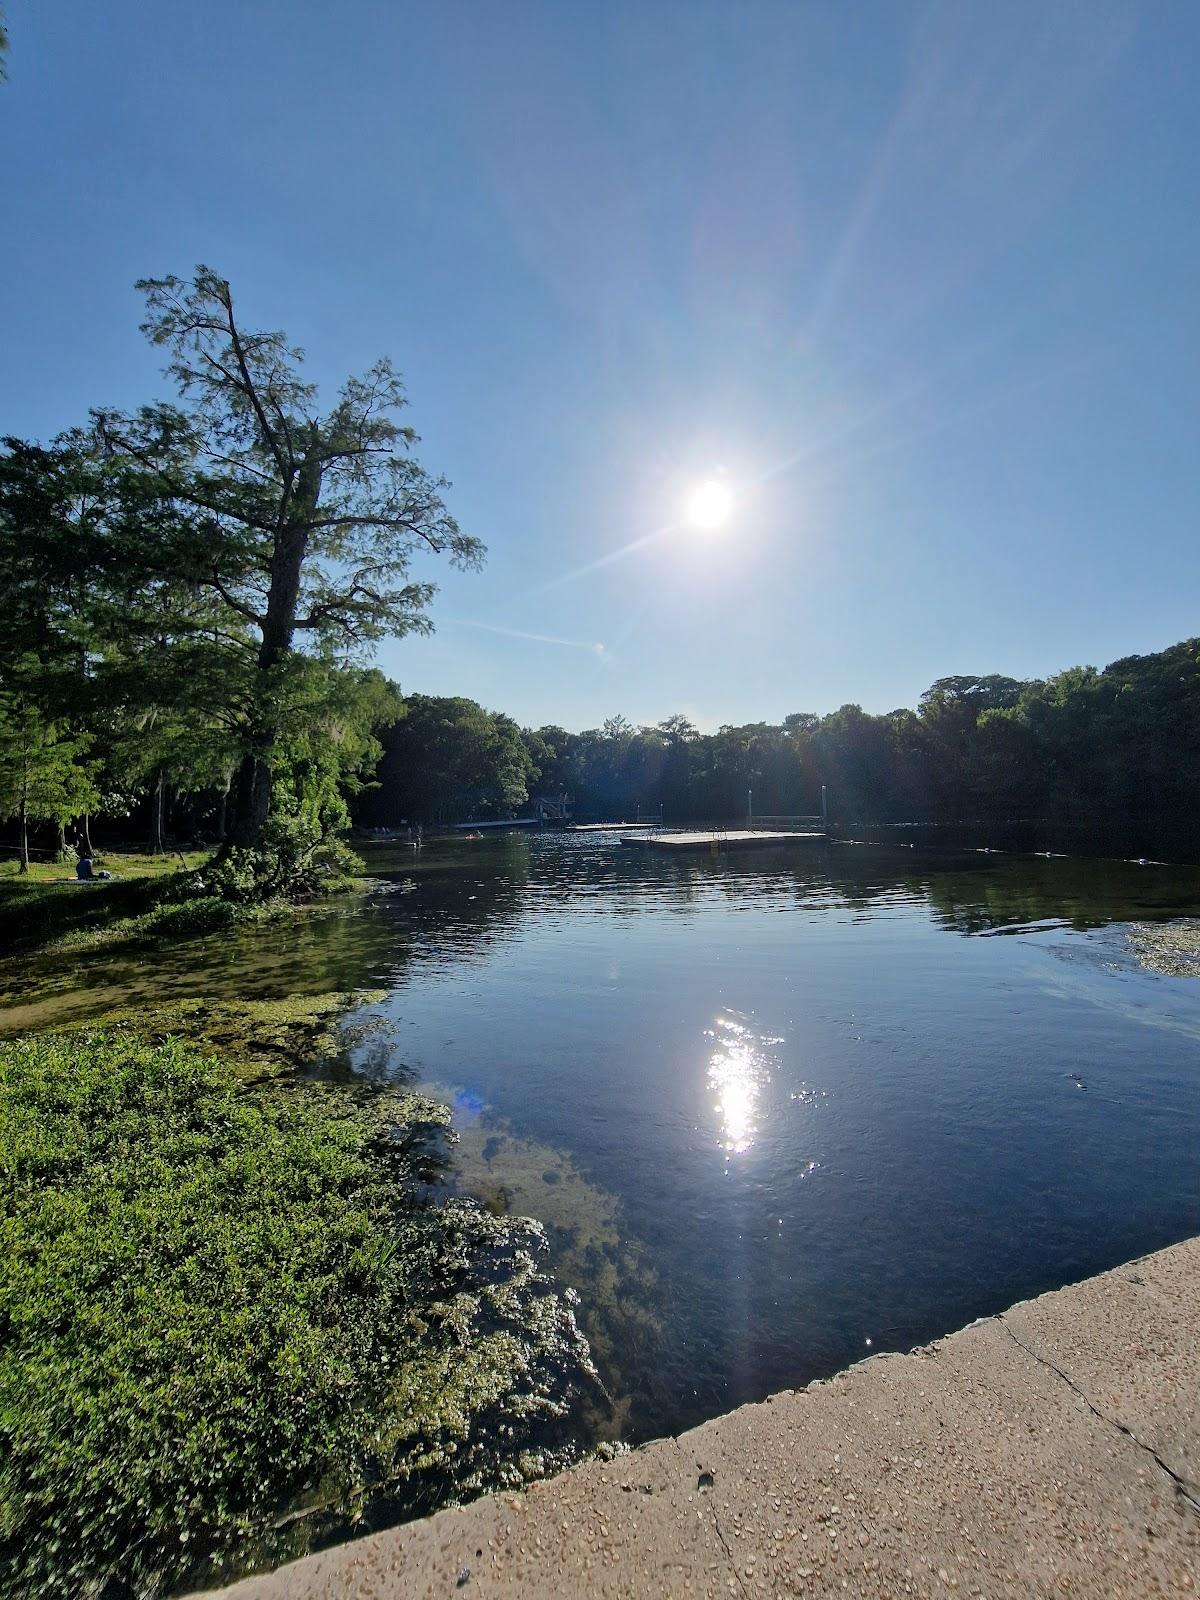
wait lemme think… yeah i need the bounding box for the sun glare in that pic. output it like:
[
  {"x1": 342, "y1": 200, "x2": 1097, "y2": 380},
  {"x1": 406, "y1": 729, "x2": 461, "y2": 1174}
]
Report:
[{"x1": 685, "y1": 478, "x2": 734, "y2": 531}]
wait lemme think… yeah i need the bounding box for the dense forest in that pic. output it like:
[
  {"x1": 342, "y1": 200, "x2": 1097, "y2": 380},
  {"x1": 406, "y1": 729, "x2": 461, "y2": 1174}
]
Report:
[{"x1": 359, "y1": 642, "x2": 1200, "y2": 859}]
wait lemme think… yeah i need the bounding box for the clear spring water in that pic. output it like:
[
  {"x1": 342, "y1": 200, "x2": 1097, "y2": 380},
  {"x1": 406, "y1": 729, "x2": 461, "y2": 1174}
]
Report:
[{"x1": 7, "y1": 834, "x2": 1200, "y2": 1447}]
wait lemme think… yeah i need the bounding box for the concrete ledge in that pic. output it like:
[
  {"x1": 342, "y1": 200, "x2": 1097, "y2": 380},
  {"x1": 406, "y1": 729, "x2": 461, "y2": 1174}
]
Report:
[{"x1": 197, "y1": 1238, "x2": 1200, "y2": 1599}]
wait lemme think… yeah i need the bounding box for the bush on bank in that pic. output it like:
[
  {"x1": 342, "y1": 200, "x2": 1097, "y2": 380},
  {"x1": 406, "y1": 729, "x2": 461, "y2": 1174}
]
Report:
[{"x1": 0, "y1": 1033, "x2": 595, "y2": 1598}]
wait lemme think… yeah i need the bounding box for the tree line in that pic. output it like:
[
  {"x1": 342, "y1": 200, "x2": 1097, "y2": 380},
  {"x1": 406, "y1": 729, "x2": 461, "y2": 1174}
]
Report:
[{"x1": 359, "y1": 642, "x2": 1200, "y2": 858}]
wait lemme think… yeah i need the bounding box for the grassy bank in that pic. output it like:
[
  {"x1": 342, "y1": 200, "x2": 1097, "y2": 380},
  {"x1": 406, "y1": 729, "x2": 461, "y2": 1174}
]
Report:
[
  {"x1": 0, "y1": 850, "x2": 603, "y2": 1597},
  {"x1": 0, "y1": 834, "x2": 368, "y2": 956},
  {"x1": 0, "y1": 851, "x2": 228, "y2": 955},
  {"x1": 0, "y1": 1028, "x2": 598, "y2": 1600},
  {"x1": 0, "y1": 851, "x2": 211, "y2": 886}
]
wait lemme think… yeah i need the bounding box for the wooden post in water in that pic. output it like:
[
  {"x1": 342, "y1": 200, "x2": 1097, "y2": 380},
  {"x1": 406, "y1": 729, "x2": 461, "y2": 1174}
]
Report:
[
  {"x1": 748, "y1": 788, "x2": 753, "y2": 827},
  {"x1": 821, "y1": 785, "x2": 828, "y2": 832}
]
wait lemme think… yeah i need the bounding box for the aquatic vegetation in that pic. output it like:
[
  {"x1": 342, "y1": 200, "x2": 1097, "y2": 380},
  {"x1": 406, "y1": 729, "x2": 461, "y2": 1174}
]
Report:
[
  {"x1": 55, "y1": 990, "x2": 391, "y2": 1081},
  {"x1": 1127, "y1": 919, "x2": 1200, "y2": 977},
  {"x1": 425, "y1": 1090, "x2": 665, "y2": 1442},
  {"x1": 0, "y1": 1032, "x2": 597, "y2": 1599}
]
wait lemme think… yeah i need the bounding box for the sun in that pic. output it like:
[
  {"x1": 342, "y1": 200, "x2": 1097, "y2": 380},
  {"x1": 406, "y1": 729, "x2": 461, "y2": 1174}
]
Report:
[{"x1": 685, "y1": 478, "x2": 734, "y2": 532}]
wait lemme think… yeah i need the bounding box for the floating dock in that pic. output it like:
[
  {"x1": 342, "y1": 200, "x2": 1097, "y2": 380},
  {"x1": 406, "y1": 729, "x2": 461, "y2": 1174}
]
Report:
[
  {"x1": 621, "y1": 829, "x2": 826, "y2": 851},
  {"x1": 571, "y1": 821, "x2": 658, "y2": 832}
]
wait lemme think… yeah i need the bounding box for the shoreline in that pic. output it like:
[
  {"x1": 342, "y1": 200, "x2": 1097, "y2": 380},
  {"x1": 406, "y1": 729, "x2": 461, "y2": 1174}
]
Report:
[{"x1": 194, "y1": 1234, "x2": 1200, "y2": 1599}]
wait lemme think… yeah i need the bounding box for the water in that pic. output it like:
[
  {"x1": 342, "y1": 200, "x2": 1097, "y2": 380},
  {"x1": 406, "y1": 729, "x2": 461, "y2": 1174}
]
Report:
[{"x1": 6, "y1": 835, "x2": 1200, "y2": 1449}]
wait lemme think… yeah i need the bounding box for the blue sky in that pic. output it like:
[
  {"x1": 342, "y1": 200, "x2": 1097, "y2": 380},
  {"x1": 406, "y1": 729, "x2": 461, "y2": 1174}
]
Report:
[{"x1": 3, "y1": 2, "x2": 1198, "y2": 731}]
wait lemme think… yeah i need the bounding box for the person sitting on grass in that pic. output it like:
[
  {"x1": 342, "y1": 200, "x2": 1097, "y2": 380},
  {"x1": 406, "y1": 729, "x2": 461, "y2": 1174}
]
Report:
[{"x1": 74, "y1": 855, "x2": 112, "y2": 882}]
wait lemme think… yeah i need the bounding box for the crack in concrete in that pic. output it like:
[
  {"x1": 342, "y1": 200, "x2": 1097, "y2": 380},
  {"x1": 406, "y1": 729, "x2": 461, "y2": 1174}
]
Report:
[
  {"x1": 708, "y1": 1507, "x2": 749, "y2": 1597},
  {"x1": 997, "y1": 1314, "x2": 1200, "y2": 1518},
  {"x1": 678, "y1": 1439, "x2": 750, "y2": 1599}
]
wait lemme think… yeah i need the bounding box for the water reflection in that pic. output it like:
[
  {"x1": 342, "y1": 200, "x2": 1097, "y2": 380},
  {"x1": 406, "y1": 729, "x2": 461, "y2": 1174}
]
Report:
[
  {"x1": 6, "y1": 833, "x2": 1200, "y2": 1454},
  {"x1": 11, "y1": 835, "x2": 1200, "y2": 1040},
  {"x1": 705, "y1": 1013, "x2": 780, "y2": 1156}
]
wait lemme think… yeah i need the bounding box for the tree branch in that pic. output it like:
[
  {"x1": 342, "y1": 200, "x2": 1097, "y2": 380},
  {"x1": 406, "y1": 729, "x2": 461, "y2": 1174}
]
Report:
[
  {"x1": 96, "y1": 417, "x2": 279, "y2": 534},
  {"x1": 304, "y1": 512, "x2": 445, "y2": 550},
  {"x1": 207, "y1": 567, "x2": 264, "y2": 628},
  {"x1": 217, "y1": 284, "x2": 289, "y2": 479}
]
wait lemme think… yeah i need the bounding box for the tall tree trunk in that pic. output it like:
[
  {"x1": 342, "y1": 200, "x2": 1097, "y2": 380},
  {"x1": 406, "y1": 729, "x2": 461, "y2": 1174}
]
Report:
[
  {"x1": 80, "y1": 813, "x2": 94, "y2": 856},
  {"x1": 225, "y1": 752, "x2": 273, "y2": 849},
  {"x1": 57, "y1": 821, "x2": 68, "y2": 859},
  {"x1": 150, "y1": 770, "x2": 166, "y2": 855},
  {"x1": 215, "y1": 783, "x2": 228, "y2": 843},
  {"x1": 225, "y1": 479, "x2": 317, "y2": 851},
  {"x1": 18, "y1": 803, "x2": 29, "y2": 874}
]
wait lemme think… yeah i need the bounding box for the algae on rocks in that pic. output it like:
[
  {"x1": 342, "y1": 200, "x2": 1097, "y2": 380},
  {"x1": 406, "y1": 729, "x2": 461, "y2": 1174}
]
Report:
[
  {"x1": 1127, "y1": 920, "x2": 1200, "y2": 977},
  {"x1": 55, "y1": 988, "x2": 392, "y2": 1080}
]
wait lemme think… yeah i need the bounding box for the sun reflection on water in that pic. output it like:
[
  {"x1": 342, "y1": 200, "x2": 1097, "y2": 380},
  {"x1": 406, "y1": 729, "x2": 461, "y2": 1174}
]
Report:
[{"x1": 705, "y1": 1013, "x2": 777, "y2": 1156}]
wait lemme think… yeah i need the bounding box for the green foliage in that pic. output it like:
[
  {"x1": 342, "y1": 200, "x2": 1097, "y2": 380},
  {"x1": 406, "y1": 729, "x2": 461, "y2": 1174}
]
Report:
[
  {"x1": 0, "y1": 264, "x2": 473, "y2": 872},
  {"x1": 88, "y1": 267, "x2": 482, "y2": 848},
  {"x1": 364, "y1": 694, "x2": 538, "y2": 824},
  {"x1": 205, "y1": 816, "x2": 363, "y2": 904},
  {"x1": 0, "y1": 695, "x2": 96, "y2": 829},
  {"x1": 269, "y1": 662, "x2": 403, "y2": 833},
  {"x1": 356, "y1": 640, "x2": 1200, "y2": 856},
  {"x1": 0, "y1": 674, "x2": 99, "y2": 866},
  {"x1": 0, "y1": 1033, "x2": 595, "y2": 1598},
  {"x1": 103, "y1": 266, "x2": 483, "y2": 655}
]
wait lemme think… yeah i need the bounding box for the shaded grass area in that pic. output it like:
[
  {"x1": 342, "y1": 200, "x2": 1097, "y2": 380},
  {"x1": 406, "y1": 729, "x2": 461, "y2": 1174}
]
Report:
[
  {"x1": 0, "y1": 1032, "x2": 598, "y2": 1600},
  {"x1": 0, "y1": 852, "x2": 226, "y2": 956}
]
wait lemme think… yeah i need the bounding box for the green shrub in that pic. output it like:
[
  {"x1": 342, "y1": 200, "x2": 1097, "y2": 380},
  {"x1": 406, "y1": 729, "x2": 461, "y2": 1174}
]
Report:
[
  {"x1": 142, "y1": 894, "x2": 242, "y2": 939},
  {"x1": 205, "y1": 817, "x2": 363, "y2": 905},
  {"x1": 0, "y1": 1033, "x2": 594, "y2": 1598}
]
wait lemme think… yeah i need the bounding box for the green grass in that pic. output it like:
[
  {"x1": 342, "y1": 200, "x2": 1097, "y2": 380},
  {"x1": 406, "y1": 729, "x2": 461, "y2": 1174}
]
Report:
[
  {"x1": 0, "y1": 1032, "x2": 596, "y2": 1598},
  {"x1": 0, "y1": 849, "x2": 296, "y2": 956},
  {"x1": 0, "y1": 850, "x2": 211, "y2": 888}
]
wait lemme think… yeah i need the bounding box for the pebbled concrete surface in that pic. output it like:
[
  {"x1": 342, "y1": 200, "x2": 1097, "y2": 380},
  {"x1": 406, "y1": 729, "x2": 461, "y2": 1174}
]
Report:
[{"x1": 196, "y1": 1237, "x2": 1200, "y2": 1599}]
